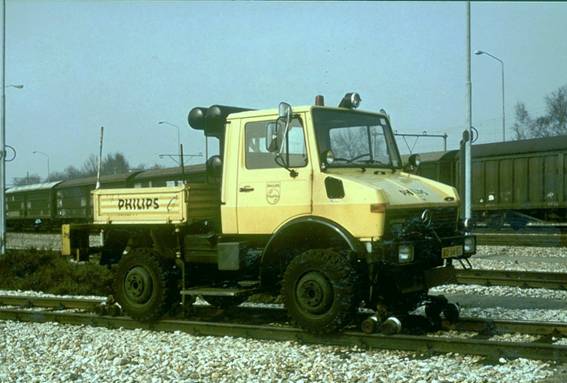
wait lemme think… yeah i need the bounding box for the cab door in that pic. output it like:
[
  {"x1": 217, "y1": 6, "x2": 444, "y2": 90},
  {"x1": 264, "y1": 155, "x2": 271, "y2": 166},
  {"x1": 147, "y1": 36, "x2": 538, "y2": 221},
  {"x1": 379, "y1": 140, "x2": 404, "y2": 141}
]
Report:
[{"x1": 236, "y1": 114, "x2": 312, "y2": 234}]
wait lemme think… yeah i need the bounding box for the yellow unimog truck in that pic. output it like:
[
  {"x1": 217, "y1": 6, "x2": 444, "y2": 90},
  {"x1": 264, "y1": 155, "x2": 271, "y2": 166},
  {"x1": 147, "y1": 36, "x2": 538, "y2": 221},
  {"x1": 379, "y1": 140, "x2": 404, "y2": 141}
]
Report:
[{"x1": 63, "y1": 93, "x2": 475, "y2": 334}]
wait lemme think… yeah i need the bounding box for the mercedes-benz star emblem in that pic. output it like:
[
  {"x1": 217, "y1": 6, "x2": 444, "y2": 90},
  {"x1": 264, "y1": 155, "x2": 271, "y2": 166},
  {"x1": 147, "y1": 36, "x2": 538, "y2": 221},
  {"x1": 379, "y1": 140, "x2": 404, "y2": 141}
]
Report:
[{"x1": 420, "y1": 209, "x2": 432, "y2": 226}]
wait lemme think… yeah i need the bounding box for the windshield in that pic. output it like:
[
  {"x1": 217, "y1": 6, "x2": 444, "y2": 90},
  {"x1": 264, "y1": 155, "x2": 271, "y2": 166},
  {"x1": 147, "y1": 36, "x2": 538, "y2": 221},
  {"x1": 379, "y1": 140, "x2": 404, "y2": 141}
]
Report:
[{"x1": 312, "y1": 109, "x2": 401, "y2": 168}]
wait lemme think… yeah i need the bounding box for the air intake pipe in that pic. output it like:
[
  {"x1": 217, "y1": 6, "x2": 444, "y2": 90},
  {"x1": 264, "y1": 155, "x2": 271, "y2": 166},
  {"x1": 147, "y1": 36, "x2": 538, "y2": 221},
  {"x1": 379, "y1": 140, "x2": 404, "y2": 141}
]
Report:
[
  {"x1": 188, "y1": 105, "x2": 253, "y2": 138},
  {"x1": 187, "y1": 107, "x2": 208, "y2": 131}
]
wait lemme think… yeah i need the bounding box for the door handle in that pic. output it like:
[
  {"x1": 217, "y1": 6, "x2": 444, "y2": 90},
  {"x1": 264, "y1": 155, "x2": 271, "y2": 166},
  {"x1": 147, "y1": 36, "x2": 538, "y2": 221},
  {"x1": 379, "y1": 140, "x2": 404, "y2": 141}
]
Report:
[{"x1": 239, "y1": 186, "x2": 254, "y2": 192}]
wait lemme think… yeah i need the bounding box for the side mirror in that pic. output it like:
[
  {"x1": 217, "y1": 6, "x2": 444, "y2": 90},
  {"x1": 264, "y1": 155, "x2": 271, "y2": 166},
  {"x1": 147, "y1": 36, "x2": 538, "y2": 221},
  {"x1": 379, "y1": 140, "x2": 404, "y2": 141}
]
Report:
[
  {"x1": 274, "y1": 102, "x2": 293, "y2": 156},
  {"x1": 206, "y1": 155, "x2": 223, "y2": 178},
  {"x1": 404, "y1": 153, "x2": 421, "y2": 173},
  {"x1": 278, "y1": 102, "x2": 292, "y2": 121},
  {"x1": 266, "y1": 122, "x2": 279, "y2": 152}
]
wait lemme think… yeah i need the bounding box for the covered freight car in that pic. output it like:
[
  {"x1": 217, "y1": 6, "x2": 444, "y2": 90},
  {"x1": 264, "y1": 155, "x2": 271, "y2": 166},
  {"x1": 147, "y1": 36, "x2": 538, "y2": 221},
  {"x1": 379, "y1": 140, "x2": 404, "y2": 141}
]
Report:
[
  {"x1": 415, "y1": 135, "x2": 567, "y2": 228},
  {"x1": 54, "y1": 173, "x2": 140, "y2": 224},
  {"x1": 412, "y1": 151, "x2": 459, "y2": 187},
  {"x1": 6, "y1": 173, "x2": 141, "y2": 231},
  {"x1": 131, "y1": 164, "x2": 207, "y2": 188},
  {"x1": 6, "y1": 166, "x2": 210, "y2": 231},
  {"x1": 6, "y1": 181, "x2": 61, "y2": 230}
]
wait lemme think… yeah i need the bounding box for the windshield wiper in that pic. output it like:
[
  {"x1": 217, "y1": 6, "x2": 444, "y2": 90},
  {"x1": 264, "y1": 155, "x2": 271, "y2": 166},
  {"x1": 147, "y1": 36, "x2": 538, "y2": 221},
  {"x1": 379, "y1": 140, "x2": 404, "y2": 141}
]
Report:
[{"x1": 364, "y1": 160, "x2": 398, "y2": 170}]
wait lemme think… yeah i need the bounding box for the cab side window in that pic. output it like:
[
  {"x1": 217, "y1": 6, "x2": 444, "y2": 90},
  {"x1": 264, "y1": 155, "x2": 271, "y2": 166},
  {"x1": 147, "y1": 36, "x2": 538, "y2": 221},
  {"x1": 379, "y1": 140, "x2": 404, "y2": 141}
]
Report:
[{"x1": 245, "y1": 118, "x2": 308, "y2": 169}]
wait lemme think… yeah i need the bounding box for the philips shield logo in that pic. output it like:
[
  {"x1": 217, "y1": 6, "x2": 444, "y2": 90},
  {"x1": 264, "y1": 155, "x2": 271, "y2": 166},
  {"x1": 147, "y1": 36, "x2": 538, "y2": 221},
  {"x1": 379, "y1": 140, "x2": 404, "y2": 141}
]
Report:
[
  {"x1": 420, "y1": 209, "x2": 432, "y2": 226},
  {"x1": 266, "y1": 183, "x2": 281, "y2": 205}
]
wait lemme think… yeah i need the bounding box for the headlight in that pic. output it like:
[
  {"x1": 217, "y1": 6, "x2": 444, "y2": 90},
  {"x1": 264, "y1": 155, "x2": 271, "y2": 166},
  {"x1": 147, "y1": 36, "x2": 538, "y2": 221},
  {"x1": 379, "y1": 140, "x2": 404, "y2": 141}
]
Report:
[
  {"x1": 324, "y1": 149, "x2": 335, "y2": 165},
  {"x1": 464, "y1": 236, "x2": 476, "y2": 254},
  {"x1": 398, "y1": 244, "x2": 414, "y2": 264}
]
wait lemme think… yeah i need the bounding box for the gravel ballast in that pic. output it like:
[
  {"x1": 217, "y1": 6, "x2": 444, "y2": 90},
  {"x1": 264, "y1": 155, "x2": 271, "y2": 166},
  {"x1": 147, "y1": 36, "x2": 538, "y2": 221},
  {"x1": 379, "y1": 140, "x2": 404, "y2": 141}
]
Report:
[
  {"x1": 1, "y1": 245, "x2": 566, "y2": 381},
  {"x1": 0, "y1": 320, "x2": 556, "y2": 383},
  {"x1": 466, "y1": 246, "x2": 567, "y2": 273},
  {"x1": 0, "y1": 286, "x2": 565, "y2": 382}
]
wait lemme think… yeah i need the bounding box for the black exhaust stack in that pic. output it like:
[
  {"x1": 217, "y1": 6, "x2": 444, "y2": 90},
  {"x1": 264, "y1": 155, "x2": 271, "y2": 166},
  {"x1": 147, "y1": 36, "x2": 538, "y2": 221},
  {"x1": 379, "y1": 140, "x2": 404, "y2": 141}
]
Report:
[{"x1": 188, "y1": 105, "x2": 254, "y2": 158}]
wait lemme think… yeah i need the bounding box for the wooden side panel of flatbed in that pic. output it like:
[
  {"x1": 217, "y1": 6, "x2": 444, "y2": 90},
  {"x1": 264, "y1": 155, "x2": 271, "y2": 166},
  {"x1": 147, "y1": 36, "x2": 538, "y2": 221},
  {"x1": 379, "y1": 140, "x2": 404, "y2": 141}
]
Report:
[
  {"x1": 93, "y1": 186, "x2": 187, "y2": 224},
  {"x1": 92, "y1": 184, "x2": 219, "y2": 225},
  {"x1": 186, "y1": 183, "x2": 220, "y2": 223}
]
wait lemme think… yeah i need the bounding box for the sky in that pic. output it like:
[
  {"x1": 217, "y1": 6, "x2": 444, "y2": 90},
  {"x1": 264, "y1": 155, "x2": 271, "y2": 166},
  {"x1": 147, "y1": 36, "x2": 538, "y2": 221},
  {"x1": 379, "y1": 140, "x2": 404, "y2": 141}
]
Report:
[{"x1": 5, "y1": 1, "x2": 567, "y2": 184}]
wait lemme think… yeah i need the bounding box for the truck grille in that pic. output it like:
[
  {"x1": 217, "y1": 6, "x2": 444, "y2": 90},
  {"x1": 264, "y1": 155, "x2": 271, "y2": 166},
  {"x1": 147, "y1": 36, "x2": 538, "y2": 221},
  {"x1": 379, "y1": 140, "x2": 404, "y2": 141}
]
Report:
[{"x1": 385, "y1": 207, "x2": 458, "y2": 237}]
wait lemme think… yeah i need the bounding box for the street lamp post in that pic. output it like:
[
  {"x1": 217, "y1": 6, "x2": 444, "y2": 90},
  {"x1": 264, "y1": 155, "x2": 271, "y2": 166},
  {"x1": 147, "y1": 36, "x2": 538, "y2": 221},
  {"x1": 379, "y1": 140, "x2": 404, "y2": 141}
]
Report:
[
  {"x1": 0, "y1": 0, "x2": 5, "y2": 256},
  {"x1": 33, "y1": 150, "x2": 50, "y2": 181},
  {"x1": 474, "y1": 50, "x2": 505, "y2": 142},
  {"x1": 1, "y1": 0, "x2": 25, "y2": 255},
  {"x1": 158, "y1": 121, "x2": 181, "y2": 163}
]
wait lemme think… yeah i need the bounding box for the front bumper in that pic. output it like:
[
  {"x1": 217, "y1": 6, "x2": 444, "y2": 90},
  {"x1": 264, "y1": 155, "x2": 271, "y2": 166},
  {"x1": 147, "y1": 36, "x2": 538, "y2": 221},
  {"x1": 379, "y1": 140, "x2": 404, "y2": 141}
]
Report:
[
  {"x1": 363, "y1": 233, "x2": 475, "y2": 303},
  {"x1": 370, "y1": 233, "x2": 476, "y2": 267}
]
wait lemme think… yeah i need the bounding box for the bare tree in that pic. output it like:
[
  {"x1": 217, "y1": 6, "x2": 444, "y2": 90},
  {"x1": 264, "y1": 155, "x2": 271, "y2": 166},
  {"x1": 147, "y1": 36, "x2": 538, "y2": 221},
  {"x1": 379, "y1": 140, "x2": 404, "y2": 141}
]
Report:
[
  {"x1": 545, "y1": 86, "x2": 567, "y2": 135},
  {"x1": 81, "y1": 154, "x2": 99, "y2": 176},
  {"x1": 80, "y1": 152, "x2": 130, "y2": 177},
  {"x1": 332, "y1": 127, "x2": 367, "y2": 159},
  {"x1": 63, "y1": 165, "x2": 83, "y2": 179},
  {"x1": 13, "y1": 152, "x2": 132, "y2": 184},
  {"x1": 512, "y1": 102, "x2": 531, "y2": 140},
  {"x1": 513, "y1": 85, "x2": 567, "y2": 139},
  {"x1": 101, "y1": 153, "x2": 130, "y2": 175},
  {"x1": 12, "y1": 174, "x2": 41, "y2": 186},
  {"x1": 47, "y1": 165, "x2": 82, "y2": 182},
  {"x1": 134, "y1": 162, "x2": 163, "y2": 171}
]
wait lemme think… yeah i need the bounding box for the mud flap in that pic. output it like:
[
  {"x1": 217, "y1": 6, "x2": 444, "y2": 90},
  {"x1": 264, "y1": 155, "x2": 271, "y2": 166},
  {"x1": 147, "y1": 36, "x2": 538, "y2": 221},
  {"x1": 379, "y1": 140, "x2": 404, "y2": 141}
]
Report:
[{"x1": 61, "y1": 224, "x2": 90, "y2": 261}]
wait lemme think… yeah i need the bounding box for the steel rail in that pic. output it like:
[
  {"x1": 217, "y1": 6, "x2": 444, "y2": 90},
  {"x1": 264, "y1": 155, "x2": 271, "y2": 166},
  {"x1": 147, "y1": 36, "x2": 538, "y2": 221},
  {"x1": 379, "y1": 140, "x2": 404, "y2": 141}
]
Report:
[
  {"x1": 2, "y1": 294, "x2": 567, "y2": 337},
  {"x1": 0, "y1": 295, "x2": 105, "y2": 310},
  {"x1": 455, "y1": 269, "x2": 567, "y2": 290},
  {"x1": 448, "y1": 318, "x2": 567, "y2": 337},
  {"x1": 0, "y1": 308, "x2": 566, "y2": 362},
  {"x1": 5, "y1": 231, "x2": 567, "y2": 249},
  {"x1": 0, "y1": 294, "x2": 288, "y2": 323},
  {"x1": 475, "y1": 225, "x2": 567, "y2": 233},
  {"x1": 475, "y1": 233, "x2": 567, "y2": 247}
]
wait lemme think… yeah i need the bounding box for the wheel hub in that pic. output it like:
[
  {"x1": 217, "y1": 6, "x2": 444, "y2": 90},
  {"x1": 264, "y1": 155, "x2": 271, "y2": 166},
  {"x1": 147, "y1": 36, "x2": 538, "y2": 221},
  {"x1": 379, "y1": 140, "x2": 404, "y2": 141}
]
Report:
[
  {"x1": 124, "y1": 266, "x2": 153, "y2": 304},
  {"x1": 296, "y1": 272, "x2": 333, "y2": 315}
]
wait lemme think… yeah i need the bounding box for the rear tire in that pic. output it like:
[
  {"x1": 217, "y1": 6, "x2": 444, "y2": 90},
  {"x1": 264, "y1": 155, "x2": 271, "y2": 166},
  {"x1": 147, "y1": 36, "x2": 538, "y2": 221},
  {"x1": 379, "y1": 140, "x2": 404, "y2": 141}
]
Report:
[
  {"x1": 282, "y1": 249, "x2": 359, "y2": 334},
  {"x1": 114, "y1": 248, "x2": 178, "y2": 321}
]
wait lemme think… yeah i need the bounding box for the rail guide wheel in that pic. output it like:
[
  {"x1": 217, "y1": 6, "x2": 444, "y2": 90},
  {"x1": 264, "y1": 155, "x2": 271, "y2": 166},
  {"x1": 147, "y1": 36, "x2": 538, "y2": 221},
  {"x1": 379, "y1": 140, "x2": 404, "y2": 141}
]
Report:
[
  {"x1": 425, "y1": 296, "x2": 460, "y2": 326},
  {"x1": 443, "y1": 302, "x2": 460, "y2": 323}
]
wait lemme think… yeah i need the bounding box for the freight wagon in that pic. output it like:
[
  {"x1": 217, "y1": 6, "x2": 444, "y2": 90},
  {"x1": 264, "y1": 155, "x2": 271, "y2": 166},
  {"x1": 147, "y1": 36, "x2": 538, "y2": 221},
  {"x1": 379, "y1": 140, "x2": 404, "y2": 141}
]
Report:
[
  {"x1": 6, "y1": 169, "x2": 205, "y2": 231},
  {"x1": 6, "y1": 181, "x2": 60, "y2": 230},
  {"x1": 416, "y1": 135, "x2": 567, "y2": 228},
  {"x1": 130, "y1": 164, "x2": 207, "y2": 188},
  {"x1": 55, "y1": 173, "x2": 138, "y2": 226}
]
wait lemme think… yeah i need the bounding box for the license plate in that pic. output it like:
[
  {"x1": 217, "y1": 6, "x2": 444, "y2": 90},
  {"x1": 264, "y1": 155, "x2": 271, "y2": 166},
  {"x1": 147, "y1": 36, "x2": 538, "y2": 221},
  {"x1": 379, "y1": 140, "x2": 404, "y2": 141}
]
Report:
[{"x1": 442, "y1": 245, "x2": 463, "y2": 259}]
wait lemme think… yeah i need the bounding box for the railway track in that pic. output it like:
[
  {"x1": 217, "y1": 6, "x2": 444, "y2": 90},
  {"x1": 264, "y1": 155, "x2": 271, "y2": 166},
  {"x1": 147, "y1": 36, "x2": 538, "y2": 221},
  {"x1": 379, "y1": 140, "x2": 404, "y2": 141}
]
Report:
[
  {"x1": 455, "y1": 269, "x2": 567, "y2": 290},
  {"x1": 0, "y1": 295, "x2": 105, "y2": 310},
  {"x1": 475, "y1": 232, "x2": 567, "y2": 247},
  {"x1": 7, "y1": 230, "x2": 567, "y2": 250},
  {"x1": 1, "y1": 295, "x2": 566, "y2": 362}
]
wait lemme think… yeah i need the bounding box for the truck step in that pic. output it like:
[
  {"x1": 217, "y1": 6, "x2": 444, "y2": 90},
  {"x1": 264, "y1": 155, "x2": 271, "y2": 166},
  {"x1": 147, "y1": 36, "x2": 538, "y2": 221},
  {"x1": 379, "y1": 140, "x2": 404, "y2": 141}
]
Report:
[{"x1": 181, "y1": 281, "x2": 260, "y2": 297}]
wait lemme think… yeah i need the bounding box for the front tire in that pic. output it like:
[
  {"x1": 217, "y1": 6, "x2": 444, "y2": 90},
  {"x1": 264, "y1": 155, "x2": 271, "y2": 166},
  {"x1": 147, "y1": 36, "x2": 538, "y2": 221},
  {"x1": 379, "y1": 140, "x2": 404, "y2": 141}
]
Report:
[
  {"x1": 282, "y1": 249, "x2": 359, "y2": 334},
  {"x1": 114, "y1": 248, "x2": 177, "y2": 321}
]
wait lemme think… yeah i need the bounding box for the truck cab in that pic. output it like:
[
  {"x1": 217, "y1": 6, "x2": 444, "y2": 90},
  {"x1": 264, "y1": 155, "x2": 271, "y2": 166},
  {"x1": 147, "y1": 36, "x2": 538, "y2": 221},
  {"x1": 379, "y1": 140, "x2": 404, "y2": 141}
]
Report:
[{"x1": 63, "y1": 93, "x2": 475, "y2": 334}]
